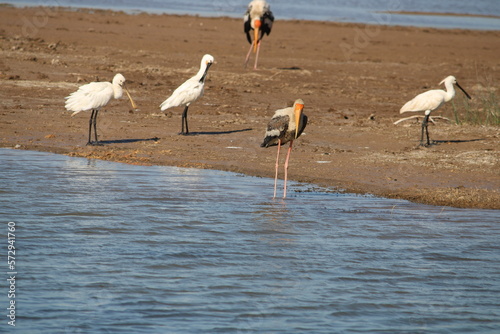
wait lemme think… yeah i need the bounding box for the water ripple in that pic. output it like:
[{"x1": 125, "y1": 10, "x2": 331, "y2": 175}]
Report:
[{"x1": 1, "y1": 149, "x2": 499, "y2": 333}]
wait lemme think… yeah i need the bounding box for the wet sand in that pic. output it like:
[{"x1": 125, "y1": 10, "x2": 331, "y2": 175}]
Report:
[{"x1": 1, "y1": 6, "x2": 499, "y2": 209}]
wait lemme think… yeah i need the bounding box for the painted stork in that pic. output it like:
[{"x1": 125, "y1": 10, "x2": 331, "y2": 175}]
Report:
[
  {"x1": 399, "y1": 75, "x2": 471, "y2": 146},
  {"x1": 65, "y1": 73, "x2": 137, "y2": 146},
  {"x1": 244, "y1": 0, "x2": 274, "y2": 70},
  {"x1": 261, "y1": 99, "x2": 308, "y2": 199},
  {"x1": 160, "y1": 54, "x2": 214, "y2": 135}
]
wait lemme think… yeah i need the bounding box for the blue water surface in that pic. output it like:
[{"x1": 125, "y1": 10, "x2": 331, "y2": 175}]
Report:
[
  {"x1": 4, "y1": 0, "x2": 500, "y2": 30},
  {"x1": 0, "y1": 148, "x2": 499, "y2": 333}
]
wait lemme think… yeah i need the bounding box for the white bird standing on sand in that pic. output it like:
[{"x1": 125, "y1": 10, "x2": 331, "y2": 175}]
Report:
[
  {"x1": 160, "y1": 54, "x2": 214, "y2": 135},
  {"x1": 399, "y1": 75, "x2": 471, "y2": 146},
  {"x1": 65, "y1": 73, "x2": 137, "y2": 146},
  {"x1": 261, "y1": 99, "x2": 308, "y2": 199},
  {"x1": 244, "y1": 0, "x2": 274, "y2": 70}
]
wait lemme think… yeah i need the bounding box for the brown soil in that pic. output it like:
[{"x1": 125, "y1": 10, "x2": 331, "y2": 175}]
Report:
[{"x1": 1, "y1": 6, "x2": 499, "y2": 209}]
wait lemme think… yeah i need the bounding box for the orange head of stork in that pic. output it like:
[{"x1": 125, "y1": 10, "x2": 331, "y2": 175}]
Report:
[
  {"x1": 253, "y1": 19, "x2": 262, "y2": 53},
  {"x1": 294, "y1": 99, "x2": 305, "y2": 139}
]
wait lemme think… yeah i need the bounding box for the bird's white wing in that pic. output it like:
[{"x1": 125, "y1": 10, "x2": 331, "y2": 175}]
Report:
[
  {"x1": 160, "y1": 79, "x2": 204, "y2": 111},
  {"x1": 65, "y1": 82, "x2": 114, "y2": 115},
  {"x1": 400, "y1": 90, "x2": 445, "y2": 114}
]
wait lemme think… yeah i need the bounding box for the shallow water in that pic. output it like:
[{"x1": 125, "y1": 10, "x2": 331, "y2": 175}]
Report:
[
  {"x1": 1, "y1": 148, "x2": 499, "y2": 333},
  {"x1": 6, "y1": 0, "x2": 500, "y2": 30}
]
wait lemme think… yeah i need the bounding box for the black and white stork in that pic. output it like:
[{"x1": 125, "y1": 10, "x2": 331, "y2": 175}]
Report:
[
  {"x1": 244, "y1": 0, "x2": 274, "y2": 70},
  {"x1": 261, "y1": 99, "x2": 308, "y2": 199}
]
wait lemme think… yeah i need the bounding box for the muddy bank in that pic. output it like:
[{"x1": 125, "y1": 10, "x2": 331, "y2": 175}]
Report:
[{"x1": 1, "y1": 6, "x2": 499, "y2": 209}]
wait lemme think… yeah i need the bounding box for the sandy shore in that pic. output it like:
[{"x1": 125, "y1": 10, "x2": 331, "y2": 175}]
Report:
[{"x1": 1, "y1": 6, "x2": 499, "y2": 209}]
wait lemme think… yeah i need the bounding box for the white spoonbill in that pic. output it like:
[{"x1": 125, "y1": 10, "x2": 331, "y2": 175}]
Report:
[
  {"x1": 399, "y1": 75, "x2": 471, "y2": 146},
  {"x1": 160, "y1": 54, "x2": 214, "y2": 135},
  {"x1": 244, "y1": 0, "x2": 274, "y2": 70},
  {"x1": 65, "y1": 73, "x2": 137, "y2": 146},
  {"x1": 261, "y1": 99, "x2": 308, "y2": 199}
]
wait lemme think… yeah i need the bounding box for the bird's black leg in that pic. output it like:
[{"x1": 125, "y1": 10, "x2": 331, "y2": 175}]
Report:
[
  {"x1": 420, "y1": 119, "x2": 425, "y2": 146},
  {"x1": 425, "y1": 122, "x2": 431, "y2": 146},
  {"x1": 87, "y1": 110, "x2": 95, "y2": 146},
  {"x1": 180, "y1": 106, "x2": 189, "y2": 135},
  {"x1": 93, "y1": 109, "x2": 101, "y2": 145},
  {"x1": 87, "y1": 109, "x2": 102, "y2": 146},
  {"x1": 420, "y1": 114, "x2": 431, "y2": 146}
]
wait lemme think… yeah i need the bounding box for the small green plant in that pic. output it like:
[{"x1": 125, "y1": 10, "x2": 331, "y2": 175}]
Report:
[{"x1": 452, "y1": 79, "x2": 499, "y2": 126}]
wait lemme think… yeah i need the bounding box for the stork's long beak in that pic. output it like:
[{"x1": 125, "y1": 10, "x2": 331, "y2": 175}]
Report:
[
  {"x1": 456, "y1": 82, "x2": 472, "y2": 100},
  {"x1": 124, "y1": 85, "x2": 138, "y2": 109},
  {"x1": 253, "y1": 19, "x2": 261, "y2": 53},
  {"x1": 294, "y1": 103, "x2": 304, "y2": 139}
]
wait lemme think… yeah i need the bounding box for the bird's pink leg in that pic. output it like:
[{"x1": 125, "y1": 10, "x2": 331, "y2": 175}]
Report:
[
  {"x1": 244, "y1": 42, "x2": 254, "y2": 68},
  {"x1": 273, "y1": 139, "x2": 281, "y2": 199},
  {"x1": 254, "y1": 40, "x2": 262, "y2": 70},
  {"x1": 283, "y1": 140, "x2": 293, "y2": 198}
]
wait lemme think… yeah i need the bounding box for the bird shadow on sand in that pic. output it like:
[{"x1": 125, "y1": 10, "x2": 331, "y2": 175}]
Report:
[
  {"x1": 432, "y1": 138, "x2": 486, "y2": 145},
  {"x1": 185, "y1": 128, "x2": 253, "y2": 136},
  {"x1": 99, "y1": 137, "x2": 160, "y2": 145}
]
